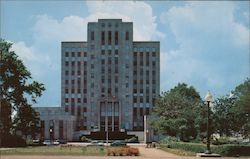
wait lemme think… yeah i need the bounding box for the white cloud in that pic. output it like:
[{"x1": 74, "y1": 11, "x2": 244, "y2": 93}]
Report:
[
  {"x1": 11, "y1": 1, "x2": 164, "y2": 106},
  {"x1": 160, "y1": 1, "x2": 249, "y2": 96}
]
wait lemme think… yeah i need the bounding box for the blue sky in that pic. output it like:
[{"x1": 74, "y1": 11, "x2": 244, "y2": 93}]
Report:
[{"x1": 1, "y1": 1, "x2": 249, "y2": 106}]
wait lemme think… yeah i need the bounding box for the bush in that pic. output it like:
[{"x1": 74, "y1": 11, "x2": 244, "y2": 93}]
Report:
[
  {"x1": 212, "y1": 137, "x2": 240, "y2": 145},
  {"x1": 160, "y1": 141, "x2": 250, "y2": 156},
  {"x1": 213, "y1": 145, "x2": 250, "y2": 156},
  {"x1": 107, "y1": 147, "x2": 139, "y2": 156},
  {"x1": 80, "y1": 136, "x2": 91, "y2": 142},
  {"x1": 0, "y1": 133, "x2": 26, "y2": 147}
]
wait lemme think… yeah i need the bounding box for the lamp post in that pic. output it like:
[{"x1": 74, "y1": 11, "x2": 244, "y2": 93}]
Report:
[{"x1": 204, "y1": 91, "x2": 212, "y2": 154}]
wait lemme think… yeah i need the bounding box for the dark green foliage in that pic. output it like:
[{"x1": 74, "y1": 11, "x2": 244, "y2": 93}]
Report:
[
  {"x1": 1, "y1": 134, "x2": 26, "y2": 147},
  {"x1": 151, "y1": 83, "x2": 201, "y2": 141},
  {"x1": 160, "y1": 142, "x2": 250, "y2": 156},
  {"x1": 0, "y1": 39, "x2": 45, "y2": 141}
]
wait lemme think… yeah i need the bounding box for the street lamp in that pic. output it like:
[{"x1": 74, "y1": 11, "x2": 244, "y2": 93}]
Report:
[{"x1": 204, "y1": 91, "x2": 213, "y2": 154}]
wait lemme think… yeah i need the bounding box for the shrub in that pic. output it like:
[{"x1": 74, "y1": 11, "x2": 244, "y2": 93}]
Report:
[
  {"x1": 107, "y1": 147, "x2": 139, "y2": 156},
  {"x1": 1, "y1": 133, "x2": 26, "y2": 147},
  {"x1": 213, "y1": 145, "x2": 250, "y2": 156},
  {"x1": 80, "y1": 136, "x2": 91, "y2": 142},
  {"x1": 160, "y1": 141, "x2": 250, "y2": 156}
]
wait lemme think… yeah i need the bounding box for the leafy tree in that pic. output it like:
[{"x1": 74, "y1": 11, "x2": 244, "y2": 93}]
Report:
[
  {"x1": 233, "y1": 78, "x2": 250, "y2": 138},
  {"x1": 151, "y1": 83, "x2": 201, "y2": 141},
  {"x1": 213, "y1": 95, "x2": 238, "y2": 136},
  {"x1": 0, "y1": 39, "x2": 45, "y2": 139},
  {"x1": 13, "y1": 105, "x2": 41, "y2": 139}
]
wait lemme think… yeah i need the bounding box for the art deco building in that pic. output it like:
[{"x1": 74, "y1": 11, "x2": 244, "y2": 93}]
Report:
[{"x1": 35, "y1": 19, "x2": 160, "y2": 141}]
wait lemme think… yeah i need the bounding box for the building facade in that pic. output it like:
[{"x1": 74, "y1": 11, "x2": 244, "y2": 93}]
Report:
[{"x1": 36, "y1": 19, "x2": 160, "y2": 141}]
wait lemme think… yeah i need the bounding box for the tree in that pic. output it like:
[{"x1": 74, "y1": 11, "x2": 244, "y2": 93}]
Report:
[
  {"x1": 213, "y1": 95, "x2": 238, "y2": 136},
  {"x1": 151, "y1": 83, "x2": 201, "y2": 141},
  {"x1": 233, "y1": 78, "x2": 250, "y2": 138},
  {"x1": 14, "y1": 104, "x2": 41, "y2": 140},
  {"x1": 0, "y1": 39, "x2": 45, "y2": 139}
]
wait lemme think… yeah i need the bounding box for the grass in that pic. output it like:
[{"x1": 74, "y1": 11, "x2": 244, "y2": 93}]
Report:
[
  {"x1": 160, "y1": 147, "x2": 196, "y2": 156},
  {"x1": 0, "y1": 146, "x2": 106, "y2": 156}
]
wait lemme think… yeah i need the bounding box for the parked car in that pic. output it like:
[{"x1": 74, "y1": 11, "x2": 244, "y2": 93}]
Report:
[
  {"x1": 53, "y1": 140, "x2": 60, "y2": 145},
  {"x1": 110, "y1": 140, "x2": 127, "y2": 146},
  {"x1": 43, "y1": 140, "x2": 52, "y2": 145},
  {"x1": 88, "y1": 140, "x2": 104, "y2": 146},
  {"x1": 59, "y1": 139, "x2": 67, "y2": 144}
]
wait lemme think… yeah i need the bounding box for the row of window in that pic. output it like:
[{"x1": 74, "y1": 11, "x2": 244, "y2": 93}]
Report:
[
  {"x1": 65, "y1": 105, "x2": 87, "y2": 115},
  {"x1": 133, "y1": 89, "x2": 156, "y2": 94},
  {"x1": 65, "y1": 98, "x2": 87, "y2": 103},
  {"x1": 90, "y1": 31, "x2": 129, "y2": 44},
  {"x1": 63, "y1": 46, "x2": 157, "y2": 54},
  {"x1": 65, "y1": 52, "x2": 87, "y2": 57},
  {"x1": 133, "y1": 97, "x2": 155, "y2": 103}
]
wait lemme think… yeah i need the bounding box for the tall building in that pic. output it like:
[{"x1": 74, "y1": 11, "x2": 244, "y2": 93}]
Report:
[{"x1": 35, "y1": 19, "x2": 160, "y2": 141}]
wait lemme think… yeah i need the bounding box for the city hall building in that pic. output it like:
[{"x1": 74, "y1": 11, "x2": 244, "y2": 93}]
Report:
[{"x1": 35, "y1": 19, "x2": 160, "y2": 141}]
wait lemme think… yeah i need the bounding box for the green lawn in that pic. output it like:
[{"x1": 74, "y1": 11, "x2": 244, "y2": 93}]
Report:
[{"x1": 0, "y1": 146, "x2": 106, "y2": 156}]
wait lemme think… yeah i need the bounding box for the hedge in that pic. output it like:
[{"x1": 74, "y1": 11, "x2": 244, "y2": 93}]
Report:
[
  {"x1": 160, "y1": 142, "x2": 250, "y2": 156},
  {"x1": 0, "y1": 134, "x2": 26, "y2": 147}
]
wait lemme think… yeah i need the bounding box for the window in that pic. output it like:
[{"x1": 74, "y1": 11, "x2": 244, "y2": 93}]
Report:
[
  {"x1": 71, "y1": 61, "x2": 75, "y2": 66},
  {"x1": 72, "y1": 52, "x2": 75, "y2": 57},
  {"x1": 115, "y1": 50, "x2": 118, "y2": 55},
  {"x1": 65, "y1": 80, "x2": 68, "y2": 84},
  {"x1": 65, "y1": 98, "x2": 68, "y2": 103},
  {"x1": 102, "y1": 76, "x2": 105, "y2": 83},
  {"x1": 133, "y1": 97, "x2": 137, "y2": 103},
  {"x1": 101, "y1": 31, "x2": 105, "y2": 45},
  {"x1": 91, "y1": 31, "x2": 94, "y2": 40},
  {"x1": 115, "y1": 31, "x2": 118, "y2": 45},
  {"x1": 115, "y1": 57, "x2": 118, "y2": 64},
  {"x1": 83, "y1": 98, "x2": 87, "y2": 103},
  {"x1": 133, "y1": 89, "x2": 137, "y2": 93},
  {"x1": 101, "y1": 59, "x2": 105, "y2": 65},
  {"x1": 71, "y1": 105, "x2": 75, "y2": 115},
  {"x1": 125, "y1": 31, "x2": 129, "y2": 40},
  {"x1": 152, "y1": 61, "x2": 156, "y2": 67},
  {"x1": 101, "y1": 87, "x2": 105, "y2": 93},
  {"x1": 77, "y1": 98, "x2": 81, "y2": 103},
  {"x1": 115, "y1": 76, "x2": 118, "y2": 83},
  {"x1": 115, "y1": 87, "x2": 118, "y2": 93},
  {"x1": 65, "y1": 52, "x2": 69, "y2": 57},
  {"x1": 152, "y1": 52, "x2": 156, "y2": 57},
  {"x1": 71, "y1": 88, "x2": 75, "y2": 93},
  {"x1": 101, "y1": 50, "x2": 105, "y2": 55},
  {"x1": 115, "y1": 67, "x2": 118, "y2": 73},
  {"x1": 77, "y1": 71, "x2": 80, "y2": 76},
  {"x1": 84, "y1": 52, "x2": 87, "y2": 57},
  {"x1": 108, "y1": 31, "x2": 112, "y2": 45},
  {"x1": 91, "y1": 64, "x2": 94, "y2": 69},
  {"x1": 65, "y1": 71, "x2": 69, "y2": 76},
  {"x1": 65, "y1": 61, "x2": 69, "y2": 66},
  {"x1": 65, "y1": 106, "x2": 68, "y2": 112},
  {"x1": 71, "y1": 71, "x2": 75, "y2": 75},
  {"x1": 77, "y1": 52, "x2": 81, "y2": 57},
  {"x1": 140, "y1": 89, "x2": 143, "y2": 93}
]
